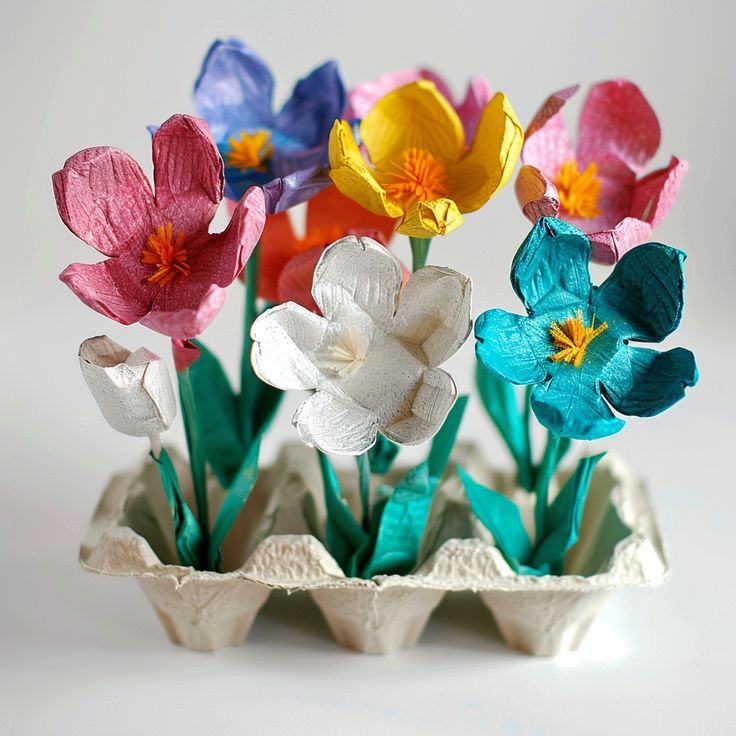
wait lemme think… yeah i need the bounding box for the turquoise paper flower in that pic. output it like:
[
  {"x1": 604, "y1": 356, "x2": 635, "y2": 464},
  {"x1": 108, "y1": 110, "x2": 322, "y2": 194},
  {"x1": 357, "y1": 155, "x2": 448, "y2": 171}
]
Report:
[{"x1": 475, "y1": 217, "x2": 698, "y2": 440}]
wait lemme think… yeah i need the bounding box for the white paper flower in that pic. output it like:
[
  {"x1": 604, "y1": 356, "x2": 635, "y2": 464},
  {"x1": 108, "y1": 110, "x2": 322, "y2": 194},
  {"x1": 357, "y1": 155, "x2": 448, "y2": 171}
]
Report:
[
  {"x1": 79, "y1": 336, "x2": 177, "y2": 437},
  {"x1": 251, "y1": 236, "x2": 472, "y2": 455}
]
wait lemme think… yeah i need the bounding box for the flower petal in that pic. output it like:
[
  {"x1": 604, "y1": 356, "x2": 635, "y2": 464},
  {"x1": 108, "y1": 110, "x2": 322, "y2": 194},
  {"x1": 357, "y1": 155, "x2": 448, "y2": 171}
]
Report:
[
  {"x1": 600, "y1": 345, "x2": 698, "y2": 417},
  {"x1": 171, "y1": 338, "x2": 202, "y2": 372},
  {"x1": 277, "y1": 245, "x2": 324, "y2": 312},
  {"x1": 312, "y1": 236, "x2": 402, "y2": 326},
  {"x1": 522, "y1": 85, "x2": 578, "y2": 177},
  {"x1": 397, "y1": 198, "x2": 464, "y2": 237},
  {"x1": 630, "y1": 156, "x2": 688, "y2": 228},
  {"x1": 250, "y1": 302, "x2": 327, "y2": 390},
  {"x1": 274, "y1": 60, "x2": 346, "y2": 148},
  {"x1": 193, "y1": 38, "x2": 275, "y2": 142},
  {"x1": 391, "y1": 266, "x2": 472, "y2": 367},
  {"x1": 447, "y1": 92, "x2": 523, "y2": 213},
  {"x1": 142, "y1": 284, "x2": 226, "y2": 339},
  {"x1": 587, "y1": 217, "x2": 653, "y2": 265},
  {"x1": 262, "y1": 164, "x2": 333, "y2": 214},
  {"x1": 360, "y1": 80, "x2": 465, "y2": 168},
  {"x1": 152, "y1": 115, "x2": 223, "y2": 240},
  {"x1": 328, "y1": 120, "x2": 404, "y2": 218},
  {"x1": 381, "y1": 367, "x2": 457, "y2": 445},
  {"x1": 511, "y1": 217, "x2": 592, "y2": 315},
  {"x1": 592, "y1": 243, "x2": 686, "y2": 342},
  {"x1": 531, "y1": 373, "x2": 624, "y2": 440},
  {"x1": 475, "y1": 310, "x2": 549, "y2": 385},
  {"x1": 53, "y1": 147, "x2": 155, "y2": 257},
  {"x1": 293, "y1": 391, "x2": 378, "y2": 455},
  {"x1": 515, "y1": 164, "x2": 560, "y2": 222},
  {"x1": 259, "y1": 211, "x2": 297, "y2": 302},
  {"x1": 455, "y1": 75, "x2": 493, "y2": 141},
  {"x1": 576, "y1": 80, "x2": 661, "y2": 175}
]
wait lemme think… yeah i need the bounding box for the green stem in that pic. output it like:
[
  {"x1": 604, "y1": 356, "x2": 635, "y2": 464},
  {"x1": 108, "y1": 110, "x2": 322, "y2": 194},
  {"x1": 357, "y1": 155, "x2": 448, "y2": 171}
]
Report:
[
  {"x1": 519, "y1": 385, "x2": 534, "y2": 490},
  {"x1": 357, "y1": 452, "x2": 371, "y2": 532},
  {"x1": 533, "y1": 432, "x2": 561, "y2": 544},
  {"x1": 177, "y1": 367, "x2": 209, "y2": 548},
  {"x1": 409, "y1": 236, "x2": 432, "y2": 272},
  {"x1": 240, "y1": 241, "x2": 261, "y2": 446}
]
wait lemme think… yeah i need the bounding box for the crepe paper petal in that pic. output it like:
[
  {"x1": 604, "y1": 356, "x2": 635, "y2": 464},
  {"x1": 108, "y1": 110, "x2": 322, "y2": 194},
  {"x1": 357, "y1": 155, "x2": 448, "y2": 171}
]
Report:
[
  {"x1": 459, "y1": 467, "x2": 533, "y2": 567},
  {"x1": 360, "y1": 80, "x2": 465, "y2": 168},
  {"x1": 532, "y1": 452, "x2": 606, "y2": 571},
  {"x1": 531, "y1": 375, "x2": 625, "y2": 441},
  {"x1": 522, "y1": 85, "x2": 579, "y2": 176},
  {"x1": 601, "y1": 345, "x2": 698, "y2": 418},
  {"x1": 630, "y1": 156, "x2": 688, "y2": 228},
  {"x1": 171, "y1": 338, "x2": 201, "y2": 372},
  {"x1": 455, "y1": 75, "x2": 494, "y2": 141},
  {"x1": 592, "y1": 243, "x2": 686, "y2": 342},
  {"x1": 392, "y1": 266, "x2": 472, "y2": 367},
  {"x1": 328, "y1": 120, "x2": 404, "y2": 218},
  {"x1": 250, "y1": 302, "x2": 327, "y2": 390},
  {"x1": 397, "y1": 198, "x2": 464, "y2": 237},
  {"x1": 141, "y1": 285, "x2": 225, "y2": 340},
  {"x1": 150, "y1": 447, "x2": 203, "y2": 569},
  {"x1": 53, "y1": 147, "x2": 155, "y2": 257},
  {"x1": 79, "y1": 336, "x2": 176, "y2": 437},
  {"x1": 261, "y1": 164, "x2": 333, "y2": 214},
  {"x1": 577, "y1": 80, "x2": 661, "y2": 175},
  {"x1": 259, "y1": 211, "x2": 297, "y2": 301},
  {"x1": 587, "y1": 217, "x2": 653, "y2": 265},
  {"x1": 312, "y1": 236, "x2": 402, "y2": 326},
  {"x1": 193, "y1": 38, "x2": 275, "y2": 142},
  {"x1": 368, "y1": 433, "x2": 400, "y2": 475},
  {"x1": 447, "y1": 92, "x2": 524, "y2": 213},
  {"x1": 511, "y1": 217, "x2": 592, "y2": 314},
  {"x1": 151, "y1": 115, "x2": 223, "y2": 241},
  {"x1": 277, "y1": 245, "x2": 323, "y2": 312},
  {"x1": 475, "y1": 310, "x2": 549, "y2": 385},
  {"x1": 275, "y1": 61, "x2": 346, "y2": 147},
  {"x1": 515, "y1": 164, "x2": 560, "y2": 222}
]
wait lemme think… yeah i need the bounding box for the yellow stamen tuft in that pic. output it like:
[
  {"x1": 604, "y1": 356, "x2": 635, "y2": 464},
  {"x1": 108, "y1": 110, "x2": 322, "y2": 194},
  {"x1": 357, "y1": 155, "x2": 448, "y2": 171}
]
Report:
[
  {"x1": 549, "y1": 310, "x2": 608, "y2": 368},
  {"x1": 141, "y1": 223, "x2": 190, "y2": 288},
  {"x1": 225, "y1": 130, "x2": 273, "y2": 172},
  {"x1": 376, "y1": 148, "x2": 449, "y2": 206},
  {"x1": 555, "y1": 160, "x2": 602, "y2": 220}
]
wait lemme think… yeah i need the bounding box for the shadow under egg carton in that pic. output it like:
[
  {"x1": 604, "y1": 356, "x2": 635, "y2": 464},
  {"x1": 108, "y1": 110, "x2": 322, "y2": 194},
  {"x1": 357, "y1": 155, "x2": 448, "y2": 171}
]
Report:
[{"x1": 80, "y1": 443, "x2": 668, "y2": 656}]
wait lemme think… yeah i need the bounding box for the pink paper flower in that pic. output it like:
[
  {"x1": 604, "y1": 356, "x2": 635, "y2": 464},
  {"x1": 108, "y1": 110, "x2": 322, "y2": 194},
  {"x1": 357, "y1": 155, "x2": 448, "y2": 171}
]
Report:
[
  {"x1": 515, "y1": 81, "x2": 687, "y2": 264},
  {"x1": 55, "y1": 114, "x2": 266, "y2": 339},
  {"x1": 346, "y1": 68, "x2": 492, "y2": 142}
]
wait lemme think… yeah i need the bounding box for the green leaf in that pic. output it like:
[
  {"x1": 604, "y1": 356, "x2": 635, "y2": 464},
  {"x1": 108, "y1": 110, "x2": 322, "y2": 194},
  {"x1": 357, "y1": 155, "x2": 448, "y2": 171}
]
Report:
[
  {"x1": 532, "y1": 452, "x2": 606, "y2": 572},
  {"x1": 427, "y1": 395, "x2": 468, "y2": 481},
  {"x1": 368, "y1": 433, "x2": 400, "y2": 475},
  {"x1": 459, "y1": 466, "x2": 533, "y2": 569},
  {"x1": 150, "y1": 448, "x2": 203, "y2": 569}
]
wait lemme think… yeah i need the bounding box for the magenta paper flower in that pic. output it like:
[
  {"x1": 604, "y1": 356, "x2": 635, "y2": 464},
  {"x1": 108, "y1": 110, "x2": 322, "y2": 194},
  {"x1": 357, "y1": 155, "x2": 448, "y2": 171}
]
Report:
[
  {"x1": 346, "y1": 68, "x2": 492, "y2": 142},
  {"x1": 515, "y1": 81, "x2": 687, "y2": 264},
  {"x1": 55, "y1": 114, "x2": 265, "y2": 339}
]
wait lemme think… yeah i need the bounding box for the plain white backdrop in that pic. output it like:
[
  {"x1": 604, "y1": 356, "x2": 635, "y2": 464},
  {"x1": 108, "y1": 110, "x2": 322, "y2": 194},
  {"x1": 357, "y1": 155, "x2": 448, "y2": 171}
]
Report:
[{"x1": 1, "y1": 1, "x2": 734, "y2": 733}]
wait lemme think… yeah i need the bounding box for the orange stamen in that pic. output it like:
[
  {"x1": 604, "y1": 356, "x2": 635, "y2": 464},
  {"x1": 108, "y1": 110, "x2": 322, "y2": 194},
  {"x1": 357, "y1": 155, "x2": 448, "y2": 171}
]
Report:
[
  {"x1": 225, "y1": 130, "x2": 273, "y2": 172},
  {"x1": 549, "y1": 310, "x2": 608, "y2": 368},
  {"x1": 377, "y1": 148, "x2": 449, "y2": 205},
  {"x1": 141, "y1": 223, "x2": 190, "y2": 288},
  {"x1": 555, "y1": 160, "x2": 602, "y2": 219}
]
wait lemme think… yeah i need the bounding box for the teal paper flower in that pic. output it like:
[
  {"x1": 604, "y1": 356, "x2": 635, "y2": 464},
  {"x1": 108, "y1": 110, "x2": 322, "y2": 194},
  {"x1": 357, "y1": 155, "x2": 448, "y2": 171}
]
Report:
[{"x1": 475, "y1": 217, "x2": 698, "y2": 440}]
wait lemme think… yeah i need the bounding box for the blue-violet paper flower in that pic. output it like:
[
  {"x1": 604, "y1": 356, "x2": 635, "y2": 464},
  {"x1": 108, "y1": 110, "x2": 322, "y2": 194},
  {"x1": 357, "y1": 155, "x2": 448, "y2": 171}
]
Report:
[{"x1": 475, "y1": 217, "x2": 698, "y2": 440}]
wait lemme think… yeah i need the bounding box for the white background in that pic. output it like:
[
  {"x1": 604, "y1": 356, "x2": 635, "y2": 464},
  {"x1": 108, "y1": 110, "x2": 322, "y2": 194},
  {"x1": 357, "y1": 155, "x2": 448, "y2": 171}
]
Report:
[{"x1": 2, "y1": 1, "x2": 734, "y2": 733}]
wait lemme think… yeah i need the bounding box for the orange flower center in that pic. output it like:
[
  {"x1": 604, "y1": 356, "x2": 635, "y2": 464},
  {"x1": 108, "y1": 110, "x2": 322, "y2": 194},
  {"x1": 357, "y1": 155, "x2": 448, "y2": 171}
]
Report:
[
  {"x1": 549, "y1": 310, "x2": 608, "y2": 368},
  {"x1": 555, "y1": 160, "x2": 602, "y2": 219},
  {"x1": 377, "y1": 148, "x2": 449, "y2": 205},
  {"x1": 225, "y1": 130, "x2": 274, "y2": 172},
  {"x1": 141, "y1": 223, "x2": 190, "y2": 288}
]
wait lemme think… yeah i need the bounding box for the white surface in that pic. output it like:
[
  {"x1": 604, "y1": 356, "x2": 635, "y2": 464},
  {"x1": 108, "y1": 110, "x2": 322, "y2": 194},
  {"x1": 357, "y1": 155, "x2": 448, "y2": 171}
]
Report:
[{"x1": 1, "y1": 1, "x2": 734, "y2": 733}]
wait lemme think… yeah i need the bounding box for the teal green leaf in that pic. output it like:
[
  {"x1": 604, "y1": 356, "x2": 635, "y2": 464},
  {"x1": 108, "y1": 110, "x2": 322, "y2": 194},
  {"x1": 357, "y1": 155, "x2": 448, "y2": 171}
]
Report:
[
  {"x1": 368, "y1": 433, "x2": 400, "y2": 474},
  {"x1": 427, "y1": 395, "x2": 468, "y2": 481}
]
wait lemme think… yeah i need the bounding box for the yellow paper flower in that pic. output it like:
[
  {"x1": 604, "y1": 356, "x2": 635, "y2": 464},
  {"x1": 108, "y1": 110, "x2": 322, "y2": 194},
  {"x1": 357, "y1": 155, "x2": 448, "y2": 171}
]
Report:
[{"x1": 329, "y1": 80, "x2": 523, "y2": 237}]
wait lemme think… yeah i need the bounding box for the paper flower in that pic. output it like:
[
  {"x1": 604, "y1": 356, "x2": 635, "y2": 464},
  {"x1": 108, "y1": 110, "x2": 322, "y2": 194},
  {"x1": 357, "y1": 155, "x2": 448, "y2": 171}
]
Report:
[
  {"x1": 515, "y1": 81, "x2": 687, "y2": 264},
  {"x1": 79, "y1": 336, "x2": 177, "y2": 437},
  {"x1": 328, "y1": 80, "x2": 522, "y2": 238},
  {"x1": 346, "y1": 68, "x2": 492, "y2": 142},
  {"x1": 260, "y1": 184, "x2": 397, "y2": 312},
  {"x1": 475, "y1": 218, "x2": 697, "y2": 440},
  {"x1": 55, "y1": 115, "x2": 265, "y2": 340},
  {"x1": 251, "y1": 236, "x2": 472, "y2": 454},
  {"x1": 194, "y1": 38, "x2": 346, "y2": 207}
]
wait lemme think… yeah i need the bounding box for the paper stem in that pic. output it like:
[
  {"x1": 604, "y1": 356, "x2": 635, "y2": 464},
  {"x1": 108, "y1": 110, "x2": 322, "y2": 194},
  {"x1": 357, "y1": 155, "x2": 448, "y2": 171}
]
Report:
[
  {"x1": 240, "y1": 241, "x2": 261, "y2": 447},
  {"x1": 533, "y1": 432, "x2": 561, "y2": 544},
  {"x1": 177, "y1": 366, "x2": 209, "y2": 545},
  {"x1": 519, "y1": 385, "x2": 534, "y2": 491},
  {"x1": 357, "y1": 451, "x2": 371, "y2": 531},
  {"x1": 149, "y1": 434, "x2": 162, "y2": 460},
  {"x1": 409, "y1": 236, "x2": 432, "y2": 272}
]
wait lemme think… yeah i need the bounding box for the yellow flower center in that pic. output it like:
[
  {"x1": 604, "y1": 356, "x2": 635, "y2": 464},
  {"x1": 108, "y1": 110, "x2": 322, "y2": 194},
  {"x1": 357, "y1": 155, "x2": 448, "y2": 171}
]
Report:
[
  {"x1": 555, "y1": 160, "x2": 602, "y2": 219},
  {"x1": 377, "y1": 148, "x2": 449, "y2": 205},
  {"x1": 141, "y1": 223, "x2": 190, "y2": 288},
  {"x1": 549, "y1": 310, "x2": 608, "y2": 368},
  {"x1": 224, "y1": 130, "x2": 274, "y2": 172}
]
